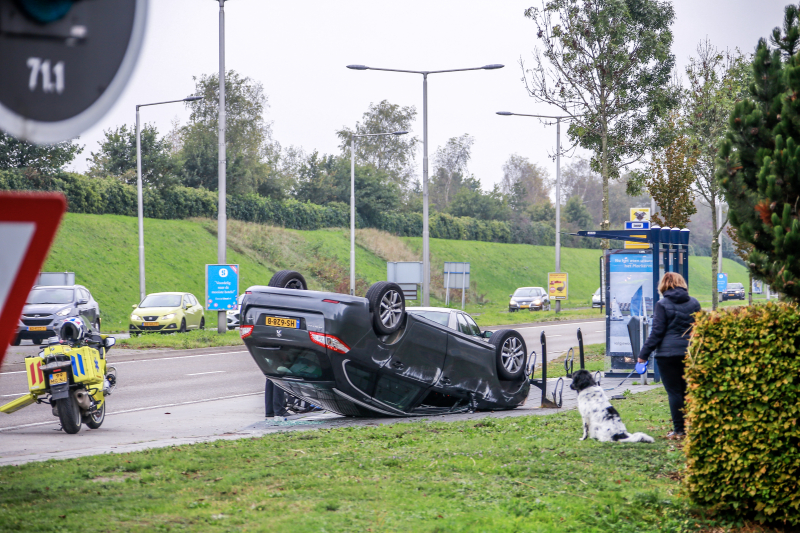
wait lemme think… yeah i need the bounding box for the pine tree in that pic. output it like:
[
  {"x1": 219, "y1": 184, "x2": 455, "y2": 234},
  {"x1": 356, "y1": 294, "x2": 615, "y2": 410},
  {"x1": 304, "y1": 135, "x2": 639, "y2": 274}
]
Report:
[{"x1": 718, "y1": 4, "x2": 800, "y2": 301}]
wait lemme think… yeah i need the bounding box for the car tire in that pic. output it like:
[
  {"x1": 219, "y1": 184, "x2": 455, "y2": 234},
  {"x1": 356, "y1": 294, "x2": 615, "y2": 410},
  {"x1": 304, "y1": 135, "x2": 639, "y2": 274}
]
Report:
[
  {"x1": 200, "y1": 317, "x2": 205, "y2": 330},
  {"x1": 268, "y1": 270, "x2": 308, "y2": 290},
  {"x1": 11, "y1": 335, "x2": 20, "y2": 346},
  {"x1": 57, "y1": 392, "x2": 82, "y2": 434},
  {"x1": 366, "y1": 281, "x2": 405, "y2": 336},
  {"x1": 179, "y1": 319, "x2": 187, "y2": 333},
  {"x1": 489, "y1": 329, "x2": 527, "y2": 381},
  {"x1": 82, "y1": 401, "x2": 105, "y2": 429}
]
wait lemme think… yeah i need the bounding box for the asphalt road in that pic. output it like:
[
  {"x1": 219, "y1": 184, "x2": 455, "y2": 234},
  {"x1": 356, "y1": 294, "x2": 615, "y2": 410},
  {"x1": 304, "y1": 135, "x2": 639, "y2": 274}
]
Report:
[{"x1": 0, "y1": 318, "x2": 610, "y2": 465}]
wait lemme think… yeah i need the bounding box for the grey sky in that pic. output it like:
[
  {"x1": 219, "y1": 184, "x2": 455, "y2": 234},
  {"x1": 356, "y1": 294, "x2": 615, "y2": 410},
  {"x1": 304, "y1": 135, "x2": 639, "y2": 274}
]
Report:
[{"x1": 70, "y1": 0, "x2": 790, "y2": 193}]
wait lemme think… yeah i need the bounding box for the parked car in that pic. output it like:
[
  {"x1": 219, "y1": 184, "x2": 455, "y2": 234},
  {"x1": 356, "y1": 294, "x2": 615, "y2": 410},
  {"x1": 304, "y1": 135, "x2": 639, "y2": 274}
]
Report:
[
  {"x1": 592, "y1": 288, "x2": 605, "y2": 308},
  {"x1": 508, "y1": 287, "x2": 550, "y2": 312},
  {"x1": 721, "y1": 282, "x2": 746, "y2": 301},
  {"x1": 240, "y1": 270, "x2": 530, "y2": 417},
  {"x1": 227, "y1": 294, "x2": 245, "y2": 329},
  {"x1": 129, "y1": 292, "x2": 204, "y2": 334},
  {"x1": 13, "y1": 285, "x2": 101, "y2": 345}
]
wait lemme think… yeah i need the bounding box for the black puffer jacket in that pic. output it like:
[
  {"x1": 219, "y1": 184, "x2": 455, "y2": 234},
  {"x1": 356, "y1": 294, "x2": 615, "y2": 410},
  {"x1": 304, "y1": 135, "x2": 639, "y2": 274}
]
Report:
[{"x1": 638, "y1": 287, "x2": 701, "y2": 360}]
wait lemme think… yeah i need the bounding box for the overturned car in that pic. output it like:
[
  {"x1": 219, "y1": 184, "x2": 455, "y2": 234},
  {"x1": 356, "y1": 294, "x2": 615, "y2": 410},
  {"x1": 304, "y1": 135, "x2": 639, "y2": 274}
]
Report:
[{"x1": 240, "y1": 270, "x2": 530, "y2": 417}]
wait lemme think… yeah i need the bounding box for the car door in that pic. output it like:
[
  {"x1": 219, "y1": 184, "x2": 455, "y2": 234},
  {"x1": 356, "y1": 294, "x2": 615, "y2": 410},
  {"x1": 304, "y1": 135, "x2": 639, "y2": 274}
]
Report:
[
  {"x1": 381, "y1": 314, "x2": 448, "y2": 386},
  {"x1": 185, "y1": 294, "x2": 199, "y2": 328},
  {"x1": 438, "y1": 313, "x2": 496, "y2": 392},
  {"x1": 77, "y1": 288, "x2": 94, "y2": 327},
  {"x1": 189, "y1": 294, "x2": 203, "y2": 327}
]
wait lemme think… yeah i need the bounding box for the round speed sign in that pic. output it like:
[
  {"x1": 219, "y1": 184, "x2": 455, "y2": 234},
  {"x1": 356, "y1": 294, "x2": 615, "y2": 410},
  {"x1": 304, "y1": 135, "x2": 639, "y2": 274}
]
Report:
[{"x1": 0, "y1": 0, "x2": 148, "y2": 144}]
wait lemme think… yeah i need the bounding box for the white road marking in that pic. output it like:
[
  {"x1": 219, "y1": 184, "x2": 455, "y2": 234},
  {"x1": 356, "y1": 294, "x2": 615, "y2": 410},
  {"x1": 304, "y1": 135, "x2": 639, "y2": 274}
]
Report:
[
  {"x1": 1, "y1": 393, "x2": 27, "y2": 397},
  {"x1": 0, "y1": 349, "x2": 249, "y2": 376},
  {"x1": 187, "y1": 371, "x2": 226, "y2": 376},
  {"x1": 0, "y1": 392, "x2": 262, "y2": 432}
]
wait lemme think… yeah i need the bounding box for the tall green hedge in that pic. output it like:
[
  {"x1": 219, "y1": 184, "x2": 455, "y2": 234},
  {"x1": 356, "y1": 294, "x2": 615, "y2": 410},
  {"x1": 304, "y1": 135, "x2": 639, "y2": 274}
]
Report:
[
  {"x1": 685, "y1": 302, "x2": 800, "y2": 526},
  {"x1": 0, "y1": 170, "x2": 517, "y2": 243}
]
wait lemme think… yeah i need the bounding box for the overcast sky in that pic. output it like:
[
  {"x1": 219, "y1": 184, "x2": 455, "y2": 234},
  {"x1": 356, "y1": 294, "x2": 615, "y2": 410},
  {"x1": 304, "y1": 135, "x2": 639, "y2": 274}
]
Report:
[{"x1": 69, "y1": 0, "x2": 791, "y2": 192}]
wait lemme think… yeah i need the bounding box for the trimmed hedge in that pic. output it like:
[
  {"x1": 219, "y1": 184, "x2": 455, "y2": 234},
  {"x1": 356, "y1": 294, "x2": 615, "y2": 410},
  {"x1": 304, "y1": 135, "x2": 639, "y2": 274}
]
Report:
[{"x1": 685, "y1": 302, "x2": 800, "y2": 526}]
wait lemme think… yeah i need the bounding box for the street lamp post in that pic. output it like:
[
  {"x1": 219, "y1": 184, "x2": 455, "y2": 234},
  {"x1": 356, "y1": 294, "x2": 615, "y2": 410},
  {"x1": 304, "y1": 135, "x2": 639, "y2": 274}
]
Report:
[
  {"x1": 347, "y1": 63, "x2": 504, "y2": 306},
  {"x1": 349, "y1": 131, "x2": 408, "y2": 295},
  {"x1": 216, "y1": 0, "x2": 228, "y2": 334},
  {"x1": 496, "y1": 111, "x2": 571, "y2": 313},
  {"x1": 135, "y1": 96, "x2": 203, "y2": 302}
]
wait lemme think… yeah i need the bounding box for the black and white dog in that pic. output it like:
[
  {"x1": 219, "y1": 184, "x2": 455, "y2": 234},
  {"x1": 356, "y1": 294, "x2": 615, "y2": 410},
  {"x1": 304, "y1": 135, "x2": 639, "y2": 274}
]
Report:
[{"x1": 570, "y1": 370, "x2": 654, "y2": 443}]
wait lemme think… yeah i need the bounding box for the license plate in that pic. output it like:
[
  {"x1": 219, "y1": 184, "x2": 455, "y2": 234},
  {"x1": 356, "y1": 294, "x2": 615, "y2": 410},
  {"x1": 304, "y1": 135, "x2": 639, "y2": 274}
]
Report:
[
  {"x1": 27, "y1": 326, "x2": 47, "y2": 331},
  {"x1": 49, "y1": 372, "x2": 67, "y2": 385},
  {"x1": 142, "y1": 322, "x2": 159, "y2": 326},
  {"x1": 264, "y1": 316, "x2": 299, "y2": 328}
]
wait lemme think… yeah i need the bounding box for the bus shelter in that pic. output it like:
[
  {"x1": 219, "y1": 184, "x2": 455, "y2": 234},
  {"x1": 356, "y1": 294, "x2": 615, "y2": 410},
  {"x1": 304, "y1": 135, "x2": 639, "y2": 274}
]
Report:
[{"x1": 571, "y1": 226, "x2": 690, "y2": 381}]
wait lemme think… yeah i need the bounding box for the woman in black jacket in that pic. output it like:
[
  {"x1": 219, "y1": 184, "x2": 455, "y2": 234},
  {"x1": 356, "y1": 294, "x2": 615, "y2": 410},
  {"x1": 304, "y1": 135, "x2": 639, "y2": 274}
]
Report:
[{"x1": 637, "y1": 272, "x2": 701, "y2": 438}]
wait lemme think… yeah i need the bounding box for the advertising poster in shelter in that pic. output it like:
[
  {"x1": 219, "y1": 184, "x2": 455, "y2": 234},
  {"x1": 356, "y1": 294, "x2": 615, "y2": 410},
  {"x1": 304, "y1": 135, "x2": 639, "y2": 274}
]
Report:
[{"x1": 606, "y1": 250, "x2": 653, "y2": 372}]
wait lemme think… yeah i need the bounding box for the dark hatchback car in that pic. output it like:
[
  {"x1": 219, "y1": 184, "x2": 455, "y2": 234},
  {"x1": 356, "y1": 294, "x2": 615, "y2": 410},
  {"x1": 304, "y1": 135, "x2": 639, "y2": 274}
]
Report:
[
  {"x1": 14, "y1": 285, "x2": 101, "y2": 345},
  {"x1": 240, "y1": 270, "x2": 530, "y2": 417},
  {"x1": 721, "y1": 282, "x2": 746, "y2": 301}
]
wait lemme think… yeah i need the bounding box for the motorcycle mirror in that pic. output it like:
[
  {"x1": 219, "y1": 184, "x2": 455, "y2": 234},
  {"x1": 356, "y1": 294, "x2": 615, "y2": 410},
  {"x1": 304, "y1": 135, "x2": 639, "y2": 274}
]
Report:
[{"x1": 104, "y1": 337, "x2": 116, "y2": 348}]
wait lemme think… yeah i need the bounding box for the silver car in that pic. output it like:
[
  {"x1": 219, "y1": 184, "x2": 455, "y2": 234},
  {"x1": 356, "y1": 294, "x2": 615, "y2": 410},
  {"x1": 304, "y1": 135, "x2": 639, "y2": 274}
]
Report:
[
  {"x1": 592, "y1": 288, "x2": 605, "y2": 308},
  {"x1": 508, "y1": 287, "x2": 550, "y2": 312},
  {"x1": 14, "y1": 285, "x2": 101, "y2": 345},
  {"x1": 226, "y1": 294, "x2": 245, "y2": 330}
]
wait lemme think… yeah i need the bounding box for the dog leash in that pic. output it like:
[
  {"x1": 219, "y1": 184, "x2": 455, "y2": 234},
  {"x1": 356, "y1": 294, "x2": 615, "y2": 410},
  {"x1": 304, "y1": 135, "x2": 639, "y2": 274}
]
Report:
[{"x1": 603, "y1": 361, "x2": 648, "y2": 391}]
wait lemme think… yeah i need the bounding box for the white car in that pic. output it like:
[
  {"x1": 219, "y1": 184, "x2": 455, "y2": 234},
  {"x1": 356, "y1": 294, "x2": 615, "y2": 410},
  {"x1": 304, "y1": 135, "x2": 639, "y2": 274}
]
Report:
[
  {"x1": 508, "y1": 287, "x2": 550, "y2": 312},
  {"x1": 592, "y1": 288, "x2": 605, "y2": 308},
  {"x1": 226, "y1": 294, "x2": 245, "y2": 330}
]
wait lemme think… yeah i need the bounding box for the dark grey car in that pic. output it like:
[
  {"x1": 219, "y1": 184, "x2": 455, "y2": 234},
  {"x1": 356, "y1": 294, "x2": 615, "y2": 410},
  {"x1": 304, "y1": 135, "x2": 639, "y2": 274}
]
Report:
[{"x1": 13, "y1": 285, "x2": 101, "y2": 345}]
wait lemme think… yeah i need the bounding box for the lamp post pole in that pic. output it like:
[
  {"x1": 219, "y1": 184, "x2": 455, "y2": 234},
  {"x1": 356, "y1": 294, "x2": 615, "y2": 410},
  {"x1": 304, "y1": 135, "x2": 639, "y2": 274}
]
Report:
[
  {"x1": 217, "y1": 0, "x2": 227, "y2": 334},
  {"x1": 135, "y1": 96, "x2": 204, "y2": 303},
  {"x1": 347, "y1": 63, "x2": 504, "y2": 306},
  {"x1": 496, "y1": 111, "x2": 571, "y2": 313},
  {"x1": 349, "y1": 131, "x2": 408, "y2": 295}
]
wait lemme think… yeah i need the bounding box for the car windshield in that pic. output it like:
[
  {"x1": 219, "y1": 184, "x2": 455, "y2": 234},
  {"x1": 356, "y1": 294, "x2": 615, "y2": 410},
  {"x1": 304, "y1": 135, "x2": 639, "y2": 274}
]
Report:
[
  {"x1": 594, "y1": 288, "x2": 601, "y2": 295},
  {"x1": 140, "y1": 294, "x2": 182, "y2": 308},
  {"x1": 27, "y1": 288, "x2": 73, "y2": 305},
  {"x1": 513, "y1": 288, "x2": 541, "y2": 298},
  {"x1": 728, "y1": 283, "x2": 743, "y2": 289},
  {"x1": 407, "y1": 310, "x2": 450, "y2": 326}
]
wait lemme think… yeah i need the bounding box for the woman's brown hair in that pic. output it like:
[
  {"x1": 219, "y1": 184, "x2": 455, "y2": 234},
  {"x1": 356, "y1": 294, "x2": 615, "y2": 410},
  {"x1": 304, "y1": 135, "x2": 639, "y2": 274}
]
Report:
[{"x1": 658, "y1": 272, "x2": 688, "y2": 294}]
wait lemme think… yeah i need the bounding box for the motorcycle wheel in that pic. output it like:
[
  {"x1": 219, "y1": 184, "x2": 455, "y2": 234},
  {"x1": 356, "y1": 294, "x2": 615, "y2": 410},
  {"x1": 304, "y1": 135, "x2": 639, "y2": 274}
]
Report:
[
  {"x1": 57, "y1": 393, "x2": 82, "y2": 434},
  {"x1": 83, "y1": 401, "x2": 105, "y2": 429}
]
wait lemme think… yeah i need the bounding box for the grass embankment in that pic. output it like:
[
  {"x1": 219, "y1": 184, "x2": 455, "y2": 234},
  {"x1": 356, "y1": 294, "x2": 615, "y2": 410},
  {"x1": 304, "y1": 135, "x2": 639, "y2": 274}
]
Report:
[
  {"x1": 0, "y1": 389, "x2": 719, "y2": 532},
  {"x1": 43, "y1": 214, "x2": 754, "y2": 334}
]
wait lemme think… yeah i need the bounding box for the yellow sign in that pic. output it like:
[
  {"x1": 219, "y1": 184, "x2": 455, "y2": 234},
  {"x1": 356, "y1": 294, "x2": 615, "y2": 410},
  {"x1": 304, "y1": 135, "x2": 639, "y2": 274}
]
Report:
[
  {"x1": 548, "y1": 272, "x2": 569, "y2": 300},
  {"x1": 625, "y1": 207, "x2": 651, "y2": 249}
]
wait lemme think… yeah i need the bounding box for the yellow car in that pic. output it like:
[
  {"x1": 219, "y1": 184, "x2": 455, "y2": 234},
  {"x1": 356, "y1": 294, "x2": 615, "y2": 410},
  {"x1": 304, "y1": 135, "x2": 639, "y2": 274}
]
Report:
[{"x1": 129, "y1": 292, "x2": 204, "y2": 334}]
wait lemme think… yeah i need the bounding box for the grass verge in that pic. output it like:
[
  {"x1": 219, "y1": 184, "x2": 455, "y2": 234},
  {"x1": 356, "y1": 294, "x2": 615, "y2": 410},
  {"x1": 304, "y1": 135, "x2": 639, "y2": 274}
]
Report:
[
  {"x1": 0, "y1": 389, "x2": 736, "y2": 533},
  {"x1": 116, "y1": 330, "x2": 243, "y2": 350}
]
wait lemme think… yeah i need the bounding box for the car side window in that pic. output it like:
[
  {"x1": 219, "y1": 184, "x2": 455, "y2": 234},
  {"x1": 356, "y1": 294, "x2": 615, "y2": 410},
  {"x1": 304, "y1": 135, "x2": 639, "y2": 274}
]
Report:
[
  {"x1": 463, "y1": 314, "x2": 481, "y2": 336},
  {"x1": 456, "y1": 313, "x2": 471, "y2": 335},
  {"x1": 188, "y1": 294, "x2": 197, "y2": 306},
  {"x1": 79, "y1": 288, "x2": 89, "y2": 302}
]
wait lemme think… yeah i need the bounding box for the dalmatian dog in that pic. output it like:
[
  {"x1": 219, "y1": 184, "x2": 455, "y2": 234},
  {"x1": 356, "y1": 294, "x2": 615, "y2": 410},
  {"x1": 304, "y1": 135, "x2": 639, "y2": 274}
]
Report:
[{"x1": 570, "y1": 370, "x2": 654, "y2": 443}]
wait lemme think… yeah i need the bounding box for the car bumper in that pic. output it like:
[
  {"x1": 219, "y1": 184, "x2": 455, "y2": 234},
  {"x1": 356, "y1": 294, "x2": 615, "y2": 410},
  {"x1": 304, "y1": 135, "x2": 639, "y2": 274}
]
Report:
[
  {"x1": 129, "y1": 319, "x2": 181, "y2": 332},
  {"x1": 17, "y1": 319, "x2": 65, "y2": 340}
]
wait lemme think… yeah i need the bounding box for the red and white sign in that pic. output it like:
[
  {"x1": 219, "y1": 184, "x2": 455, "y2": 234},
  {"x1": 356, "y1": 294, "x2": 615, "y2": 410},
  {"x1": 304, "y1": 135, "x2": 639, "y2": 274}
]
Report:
[{"x1": 0, "y1": 192, "x2": 67, "y2": 366}]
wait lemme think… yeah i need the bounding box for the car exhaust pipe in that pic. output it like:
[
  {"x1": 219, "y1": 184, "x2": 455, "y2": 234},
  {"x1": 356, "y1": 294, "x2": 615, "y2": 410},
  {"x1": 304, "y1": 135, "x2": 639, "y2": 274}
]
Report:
[{"x1": 74, "y1": 390, "x2": 93, "y2": 410}]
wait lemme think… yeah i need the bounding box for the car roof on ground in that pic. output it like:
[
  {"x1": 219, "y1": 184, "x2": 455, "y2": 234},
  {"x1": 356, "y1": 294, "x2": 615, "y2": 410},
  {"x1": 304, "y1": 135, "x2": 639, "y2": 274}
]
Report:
[{"x1": 407, "y1": 307, "x2": 457, "y2": 313}]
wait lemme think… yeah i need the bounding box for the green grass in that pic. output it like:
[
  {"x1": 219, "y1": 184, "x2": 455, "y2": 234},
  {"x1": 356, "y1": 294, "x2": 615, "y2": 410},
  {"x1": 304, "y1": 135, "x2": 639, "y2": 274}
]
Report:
[
  {"x1": 0, "y1": 388, "x2": 726, "y2": 532},
  {"x1": 117, "y1": 330, "x2": 243, "y2": 350},
  {"x1": 41, "y1": 213, "x2": 755, "y2": 333}
]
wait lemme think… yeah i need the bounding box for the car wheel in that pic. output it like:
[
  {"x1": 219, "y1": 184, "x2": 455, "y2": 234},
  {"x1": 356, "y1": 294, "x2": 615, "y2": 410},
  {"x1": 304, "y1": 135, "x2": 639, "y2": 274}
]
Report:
[
  {"x1": 366, "y1": 281, "x2": 405, "y2": 335},
  {"x1": 11, "y1": 335, "x2": 20, "y2": 346},
  {"x1": 82, "y1": 401, "x2": 105, "y2": 429},
  {"x1": 200, "y1": 317, "x2": 205, "y2": 330},
  {"x1": 268, "y1": 270, "x2": 307, "y2": 290},
  {"x1": 57, "y1": 392, "x2": 82, "y2": 434},
  {"x1": 489, "y1": 329, "x2": 527, "y2": 381},
  {"x1": 179, "y1": 319, "x2": 187, "y2": 333}
]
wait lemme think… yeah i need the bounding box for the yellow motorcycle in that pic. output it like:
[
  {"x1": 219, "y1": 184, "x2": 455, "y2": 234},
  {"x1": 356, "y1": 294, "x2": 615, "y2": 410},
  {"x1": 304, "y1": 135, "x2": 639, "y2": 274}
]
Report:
[{"x1": 1, "y1": 322, "x2": 117, "y2": 434}]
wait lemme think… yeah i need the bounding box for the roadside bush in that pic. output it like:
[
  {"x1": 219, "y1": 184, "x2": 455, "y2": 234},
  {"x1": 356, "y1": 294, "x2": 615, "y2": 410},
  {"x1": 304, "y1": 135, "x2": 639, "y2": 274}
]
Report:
[{"x1": 684, "y1": 302, "x2": 800, "y2": 526}]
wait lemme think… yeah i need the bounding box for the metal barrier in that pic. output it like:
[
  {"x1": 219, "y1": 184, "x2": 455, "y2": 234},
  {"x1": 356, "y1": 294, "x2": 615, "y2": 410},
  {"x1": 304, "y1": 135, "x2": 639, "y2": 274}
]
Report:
[
  {"x1": 528, "y1": 331, "x2": 563, "y2": 408},
  {"x1": 563, "y1": 327, "x2": 602, "y2": 384}
]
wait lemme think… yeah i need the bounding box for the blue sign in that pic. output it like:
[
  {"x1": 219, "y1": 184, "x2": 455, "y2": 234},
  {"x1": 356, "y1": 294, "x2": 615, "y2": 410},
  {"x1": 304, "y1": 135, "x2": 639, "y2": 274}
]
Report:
[
  {"x1": 609, "y1": 253, "x2": 653, "y2": 273},
  {"x1": 624, "y1": 221, "x2": 650, "y2": 230},
  {"x1": 206, "y1": 264, "x2": 239, "y2": 310},
  {"x1": 717, "y1": 273, "x2": 728, "y2": 293}
]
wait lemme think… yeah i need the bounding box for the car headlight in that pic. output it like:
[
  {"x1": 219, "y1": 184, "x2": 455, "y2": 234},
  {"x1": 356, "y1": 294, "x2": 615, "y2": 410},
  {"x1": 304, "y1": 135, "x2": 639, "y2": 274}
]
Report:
[
  {"x1": 56, "y1": 307, "x2": 72, "y2": 316},
  {"x1": 131, "y1": 314, "x2": 142, "y2": 321},
  {"x1": 533, "y1": 300, "x2": 541, "y2": 305},
  {"x1": 160, "y1": 313, "x2": 176, "y2": 320}
]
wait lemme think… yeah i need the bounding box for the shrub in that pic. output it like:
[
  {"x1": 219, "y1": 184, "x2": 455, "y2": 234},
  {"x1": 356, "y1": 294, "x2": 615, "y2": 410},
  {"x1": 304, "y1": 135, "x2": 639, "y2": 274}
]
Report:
[{"x1": 684, "y1": 302, "x2": 800, "y2": 526}]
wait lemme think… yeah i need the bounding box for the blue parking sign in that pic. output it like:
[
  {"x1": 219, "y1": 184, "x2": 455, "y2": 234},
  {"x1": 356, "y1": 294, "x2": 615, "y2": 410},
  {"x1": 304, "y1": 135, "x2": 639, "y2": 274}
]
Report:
[
  {"x1": 717, "y1": 272, "x2": 728, "y2": 293},
  {"x1": 206, "y1": 264, "x2": 239, "y2": 310}
]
